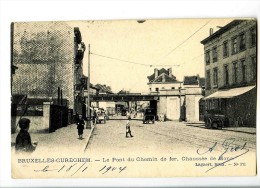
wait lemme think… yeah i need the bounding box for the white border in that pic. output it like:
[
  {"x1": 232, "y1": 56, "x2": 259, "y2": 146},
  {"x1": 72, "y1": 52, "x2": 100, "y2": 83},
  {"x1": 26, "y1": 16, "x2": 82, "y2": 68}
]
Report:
[{"x1": 1, "y1": 0, "x2": 260, "y2": 187}]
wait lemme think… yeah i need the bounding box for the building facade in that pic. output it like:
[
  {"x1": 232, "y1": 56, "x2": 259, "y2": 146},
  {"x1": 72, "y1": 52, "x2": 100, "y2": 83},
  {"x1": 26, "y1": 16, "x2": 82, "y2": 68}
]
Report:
[
  {"x1": 147, "y1": 68, "x2": 204, "y2": 121},
  {"x1": 11, "y1": 22, "x2": 85, "y2": 112},
  {"x1": 201, "y1": 19, "x2": 257, "y2": 127},
  {"x1": 11, "y1": 22, "x2": 86, "y2": 132},
  {"x1": 183, "y1": 76, "x2": 205, "y2": 122}
]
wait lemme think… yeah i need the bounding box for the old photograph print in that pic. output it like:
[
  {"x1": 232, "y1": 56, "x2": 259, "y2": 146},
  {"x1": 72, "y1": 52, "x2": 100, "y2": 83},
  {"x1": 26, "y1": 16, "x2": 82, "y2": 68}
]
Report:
[{"x1": 11, "y1": 19, "x2": 257, "y2": 178}]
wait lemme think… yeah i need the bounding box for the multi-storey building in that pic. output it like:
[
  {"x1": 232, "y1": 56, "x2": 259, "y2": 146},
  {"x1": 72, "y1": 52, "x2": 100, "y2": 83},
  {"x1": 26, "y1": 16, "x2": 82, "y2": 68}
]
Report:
[
  {"x1": 11, "y1": 22, "x2": 86, "y2": 132},
  {"x1": 11, "y1": 22, "x2": 85, "y2": 113},
  {"x1": 201, "y1": 19, "x2": 257, "y2": 127}
]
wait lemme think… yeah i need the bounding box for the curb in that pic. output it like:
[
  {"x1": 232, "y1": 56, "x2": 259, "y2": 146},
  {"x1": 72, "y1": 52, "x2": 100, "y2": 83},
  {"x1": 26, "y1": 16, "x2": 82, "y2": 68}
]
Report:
[
  {"x1": 186, "y1": 124, "x2": 256, "y2": 134},
  {"x1": 222, "y1": 128, "x2": 256, "y2": 135},
  {"x1": 84, "y1": 125, "x2": 96, "y2": 152}
]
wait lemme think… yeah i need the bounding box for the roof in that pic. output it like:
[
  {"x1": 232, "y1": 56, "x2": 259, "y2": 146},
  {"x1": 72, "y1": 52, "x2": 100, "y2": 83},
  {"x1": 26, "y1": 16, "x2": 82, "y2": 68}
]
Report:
[
  {"x1": 152, "y1": 73, "x2": 178, "y2": 83},
  {"x1": 201, "y1": 20, "x2": 245, "y2": 45},
  {"x1": 204, "y1": 85, "x2": 255, "y2": 100},
  {"x1": 148, "y1": 68, "x2": 177, "y2": 83},
  {"x1": 183, "y1": 76, "x2": 199, "y2": 85},
  {"x1": 95, "y1": 84, "x2": 113, "y2": 94},
  {"x1": 118, "y1": 90, "x2": 130, "y2": 94}
]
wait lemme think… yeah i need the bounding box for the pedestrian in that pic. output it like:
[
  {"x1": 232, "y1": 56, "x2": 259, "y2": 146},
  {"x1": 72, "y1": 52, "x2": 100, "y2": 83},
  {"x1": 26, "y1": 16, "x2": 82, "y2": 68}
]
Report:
[
  {"x1": 77, "y1": 115, "x2": 85, "y2": 139},
  {"x1": 93, "y1": 110, "x2": 97, "y2": 125},
  {"x1": 15, "y1": 118, "x2": 37, "y2": 153},
  {"x1": 126, "y1": 116, "x2": 134, "y2": 138}
]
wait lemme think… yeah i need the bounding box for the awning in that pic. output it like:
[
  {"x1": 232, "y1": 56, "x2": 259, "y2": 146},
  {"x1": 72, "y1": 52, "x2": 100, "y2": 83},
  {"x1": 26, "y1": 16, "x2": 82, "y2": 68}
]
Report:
[{"x1": 204, "y1": 85, "x2": 255, "y2": 100}]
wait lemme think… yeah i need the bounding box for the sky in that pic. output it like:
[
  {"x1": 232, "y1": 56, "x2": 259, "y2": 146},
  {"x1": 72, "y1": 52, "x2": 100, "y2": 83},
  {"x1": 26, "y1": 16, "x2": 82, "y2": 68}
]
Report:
[{"x1": 68, "y1": 18, "x2": 234, "y2": 93}]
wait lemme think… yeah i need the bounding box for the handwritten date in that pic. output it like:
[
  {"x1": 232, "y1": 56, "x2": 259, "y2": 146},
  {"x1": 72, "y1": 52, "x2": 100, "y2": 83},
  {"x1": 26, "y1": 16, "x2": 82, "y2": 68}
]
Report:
[{"x1": 34, "y1": 163, "x2": 127, "y2": 176}]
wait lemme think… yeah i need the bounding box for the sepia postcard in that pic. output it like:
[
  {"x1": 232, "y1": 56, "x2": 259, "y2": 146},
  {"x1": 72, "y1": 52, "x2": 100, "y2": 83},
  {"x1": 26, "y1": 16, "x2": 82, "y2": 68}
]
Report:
[{"x1": 11, "y1": 18, "x2": 257, "y2": 178}]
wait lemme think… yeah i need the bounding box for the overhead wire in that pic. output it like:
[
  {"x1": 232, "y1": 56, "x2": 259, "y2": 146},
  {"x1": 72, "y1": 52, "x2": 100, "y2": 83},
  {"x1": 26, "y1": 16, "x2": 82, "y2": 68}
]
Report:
[
  {"x1": 91, "y1": 52, "x2": 180, "y2": 67},
  {"x1": 91, "y1": 52, "x2": 150, "y2": 67},
  {"x1": 90, "y1": 20, "x2": 213, "y2": 68},
  {"x1": 91, "y1": 19, "x2": 247, "y2": 68},
  {"x1": 155, "y1": 19, "x2": 212, "y2": 64}
]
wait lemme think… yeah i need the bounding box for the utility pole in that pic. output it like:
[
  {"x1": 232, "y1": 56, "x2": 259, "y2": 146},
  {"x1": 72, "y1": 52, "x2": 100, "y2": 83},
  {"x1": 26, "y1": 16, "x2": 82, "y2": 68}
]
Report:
[
  {"x1": 86, "y1": 44, "x2": 91, "y2": 129},
  {"x1": 179, "y1": 83, "x2": 182, "y2": 122}
]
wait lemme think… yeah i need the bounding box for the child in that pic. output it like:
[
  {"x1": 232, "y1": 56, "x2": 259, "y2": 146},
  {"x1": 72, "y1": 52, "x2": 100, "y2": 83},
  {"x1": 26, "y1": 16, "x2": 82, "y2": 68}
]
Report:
[
  {"x1": 77, "y1": 116, "x2": 85, "y2": 139},
  {"x1": 15, "y1": 118, "x2": 36, "y2": 153},
  {"x1": 126, "y1": 116, "x2": 134, "y2": 138}
]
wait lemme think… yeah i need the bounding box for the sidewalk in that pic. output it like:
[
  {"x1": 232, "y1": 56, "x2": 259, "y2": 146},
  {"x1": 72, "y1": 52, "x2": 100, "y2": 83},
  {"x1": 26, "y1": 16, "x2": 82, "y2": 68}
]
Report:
[
  {"x1": 11, "y1": 124, "x2": 94, "y2": 154},
  {"x1": 185, "y1": 122, "x2": 256, "y2": 134}
]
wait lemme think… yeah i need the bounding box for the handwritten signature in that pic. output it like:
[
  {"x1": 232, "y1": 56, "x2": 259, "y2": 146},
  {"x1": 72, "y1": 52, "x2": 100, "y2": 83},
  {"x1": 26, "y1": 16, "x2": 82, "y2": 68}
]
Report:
[
  {"x1": 196, "y1": 138, "x2": 249, "y2": 172},
  {"x1": 34, "y1": 162, "x2": 127, "y2": 176}
]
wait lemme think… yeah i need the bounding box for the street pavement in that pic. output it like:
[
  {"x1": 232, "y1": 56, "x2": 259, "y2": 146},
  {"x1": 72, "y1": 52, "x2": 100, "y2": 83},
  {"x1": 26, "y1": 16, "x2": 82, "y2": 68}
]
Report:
[
  {"x1": 11, "y1": 124, "x2": 92, "y2": 155},
  {"x1": 86, "y1": 118, "x2": 256, "y2": 156}
]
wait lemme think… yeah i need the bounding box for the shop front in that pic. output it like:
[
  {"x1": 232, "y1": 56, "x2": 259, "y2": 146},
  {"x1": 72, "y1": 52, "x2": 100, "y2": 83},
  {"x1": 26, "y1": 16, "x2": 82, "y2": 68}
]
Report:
[{"x1": 204, "y1": 86, "x2": 256, "y2": 127}]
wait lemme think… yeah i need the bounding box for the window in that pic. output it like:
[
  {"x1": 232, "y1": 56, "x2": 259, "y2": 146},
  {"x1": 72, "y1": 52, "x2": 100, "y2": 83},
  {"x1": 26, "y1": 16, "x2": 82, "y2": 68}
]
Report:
[
  {"x1": 232, "y1": 37, "x2": 238, "y2": 54},
  {"x1": 161, "y1": 87, "x2": 165, "y2": 89},
  {"x1": 155, "y1": 88, "x2": 159, "y2": 92},
  {"x1": 250, "y1": 27, "x2": 256, "y2": 46},
  {"x1": 241, "y1": 59, "x2": 247, "y2": 82},
  {"x1": 206, "y1": 50, "x2": 210, "y2": 65},
  {"x1": 233, "y1": 61, "x2": 238, "y2": 83},
  {"x1": 206, "y1": 70, "x2": 211, "y2": 89},
  {"x1": 171, "y1": 87, "x2": 175, "y2": 89},
  {"x1": 223, "y1": 41, "x2": 229, "y2": 57},
  {"x1": 212, "y1": 46, "x2": 218, "y2": 62},
  {"x1": 224, "y1": 65, "x2": 229, "y2": 86},
  {"x1": 239, "y1": 33, "x2": 246, "y2": 51},
  {"x1": 213, "y1": 68, "x2": 218, "y2": 86},
  {"x1": 251, "y1": 56, "x2": 256, "y2": 81}
]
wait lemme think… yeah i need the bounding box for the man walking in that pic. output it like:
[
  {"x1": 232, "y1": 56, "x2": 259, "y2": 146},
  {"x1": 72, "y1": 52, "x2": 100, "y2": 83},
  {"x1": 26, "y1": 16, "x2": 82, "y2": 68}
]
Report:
[
  {"x1": 93, "y1": 110, "x2": 97, "y2": 125},
  {"x1": 126, "y1": 116, "x2": 134, "y2": 138}
]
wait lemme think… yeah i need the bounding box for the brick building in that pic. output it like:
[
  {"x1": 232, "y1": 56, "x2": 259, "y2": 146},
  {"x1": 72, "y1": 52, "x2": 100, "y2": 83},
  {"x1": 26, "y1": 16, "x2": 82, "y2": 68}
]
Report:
[
  {"x1": 201, "y1": 19, "x2": 257, "y2": 127},
  {"x1": 12, "y1": 22, "x2": 85, "y2": 111},
  {"x1": 11, "y1": 22, "x2": 86, "y2": 132}
]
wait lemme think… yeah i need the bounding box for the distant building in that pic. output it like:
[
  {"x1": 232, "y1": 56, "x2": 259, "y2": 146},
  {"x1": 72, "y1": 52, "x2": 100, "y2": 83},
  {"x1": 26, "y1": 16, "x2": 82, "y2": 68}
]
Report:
[
  {"x1": 183, "y1": 75, "x2": 205, "y2": 89},
  {"x1": 147, "y1": 68, "x2": 182, "y2": 93},
  {"x1": 201, "y1": 19, "x2": 257, "y2": 127},
  {"x1": 95, "y1": 84, "x2": 113, "y2": 94},
  {"x1": 147, "y1": 68, "x2": 204, "y2": 121},
  {"x1": 93, "y1": 84, "x2": 115, "y2": 114}
]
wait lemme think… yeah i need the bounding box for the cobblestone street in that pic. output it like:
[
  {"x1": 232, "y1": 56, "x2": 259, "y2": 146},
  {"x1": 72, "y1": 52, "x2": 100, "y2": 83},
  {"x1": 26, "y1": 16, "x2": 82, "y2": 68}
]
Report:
[{"x1": 86, "y1": 118, "x2": 256, "y2": 156}]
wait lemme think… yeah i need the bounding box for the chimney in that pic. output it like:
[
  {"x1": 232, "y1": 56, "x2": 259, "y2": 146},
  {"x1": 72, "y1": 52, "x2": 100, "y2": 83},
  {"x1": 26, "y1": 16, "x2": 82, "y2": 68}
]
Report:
[
  {"x1": 209, "y1": 28, "x2": 213, "y2": 36},
  {"x1": 168, "y1": 68, "x2": 172, "y2": 78},
  {"x1": 154, "y1": 68, "x2": 159, "y2": 78},
  {"x1": 162, "y1": 74, "x2": 166, "y2": 82}
]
